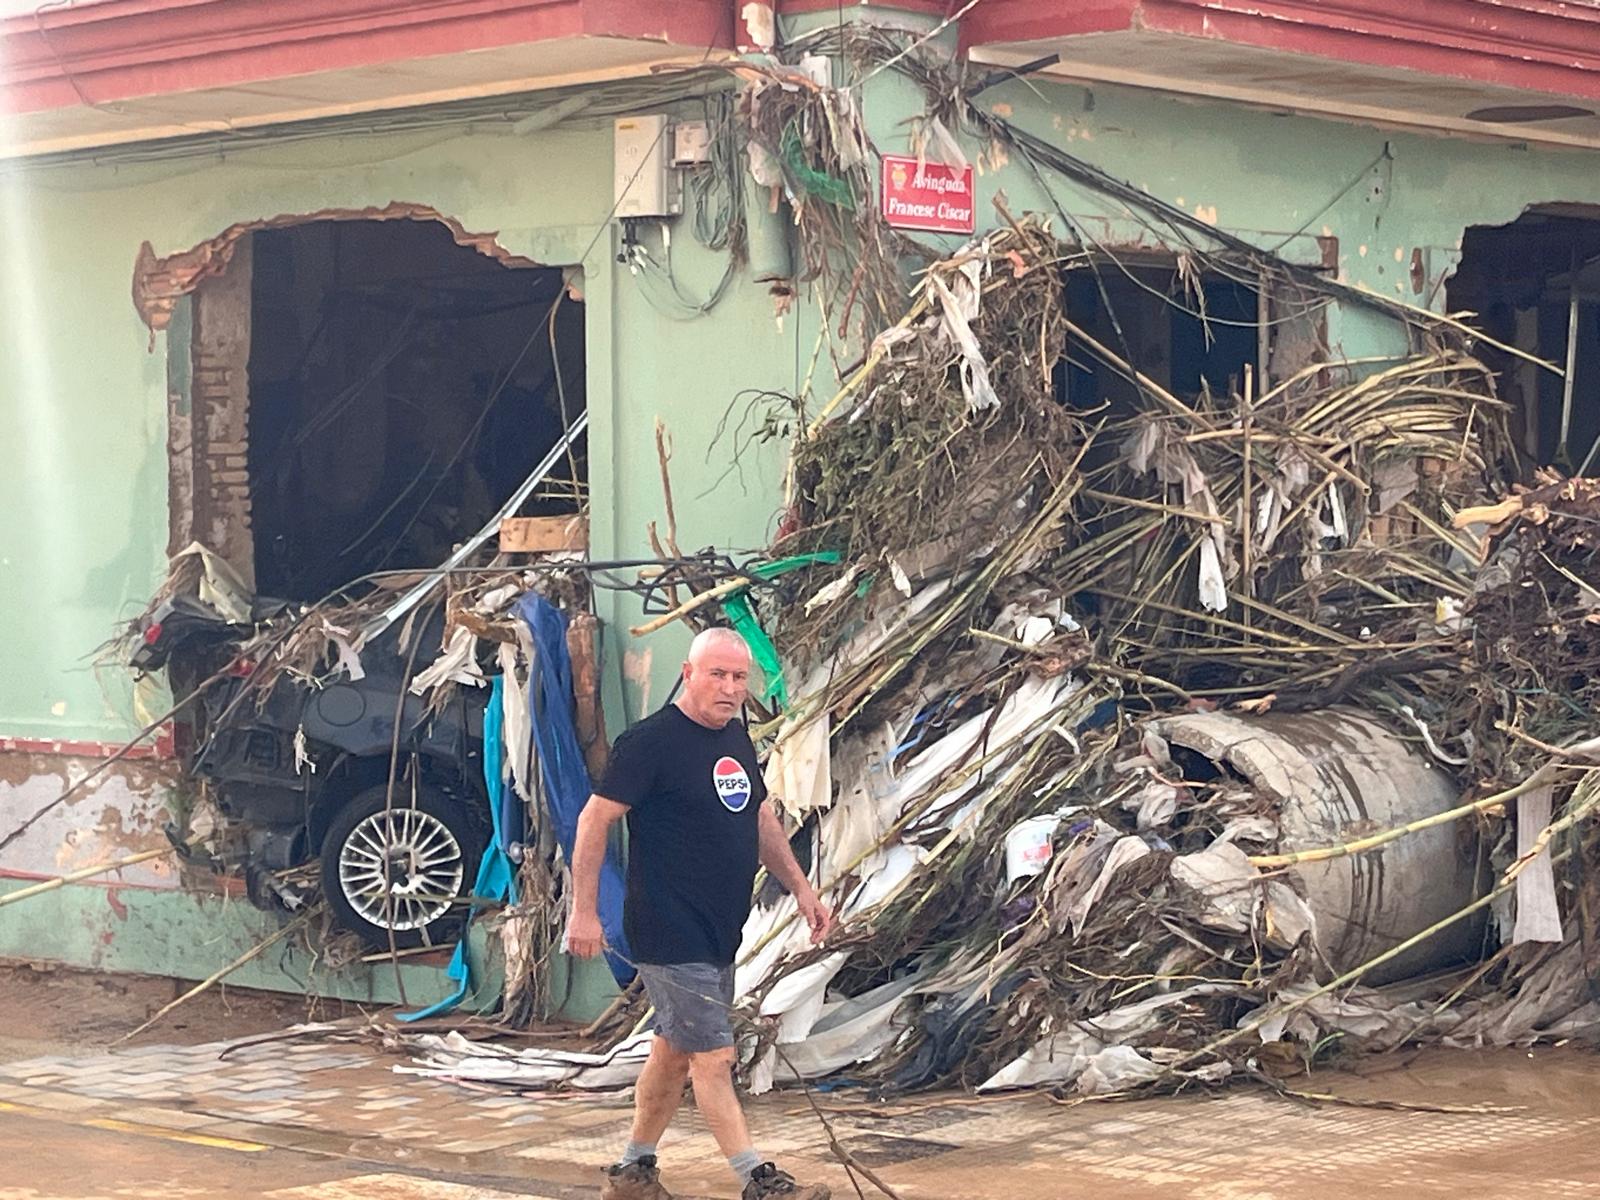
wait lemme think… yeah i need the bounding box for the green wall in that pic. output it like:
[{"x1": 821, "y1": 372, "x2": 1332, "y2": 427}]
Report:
[
  {"x1": 7, "y1": 59, "x2": 1600, "y2": 990},
  {"x1": 9, "y1": 74, "x2": 1600, "y2": 744}
]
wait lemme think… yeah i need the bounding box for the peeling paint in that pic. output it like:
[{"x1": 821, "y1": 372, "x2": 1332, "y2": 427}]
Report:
[
  {"x1": 1194, "y1": 204, "x2": 1218, "y2": 225},
  {"x1": 623, "y1": 648, "x2": 654, "y2": 720},
  {"x1": 1, "y1": 753, "x2": 178, "y2": 886},
  {"x1": 132, "y1": 201, "x2": 542, "y2": 334}
]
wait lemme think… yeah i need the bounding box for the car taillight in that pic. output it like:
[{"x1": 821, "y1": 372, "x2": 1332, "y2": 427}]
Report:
[
  {"x1": 142, "y1": 622, "x2": 164, "y2": 645},
  {"x1": 229, "y1": 658, "x2": 256, "y2": 678}
]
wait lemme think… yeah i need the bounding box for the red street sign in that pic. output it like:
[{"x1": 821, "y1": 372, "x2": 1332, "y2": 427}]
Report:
[{"x1": 880, "y1": 155, "x2": 976, "y2": 234}]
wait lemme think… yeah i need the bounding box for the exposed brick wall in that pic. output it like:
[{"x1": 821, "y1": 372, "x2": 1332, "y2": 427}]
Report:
[{"x1": 189, "y1": 236, "x2": 256, "y2": 590}]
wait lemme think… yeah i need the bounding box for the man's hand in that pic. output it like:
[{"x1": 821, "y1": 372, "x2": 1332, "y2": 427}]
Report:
[
  {"x1": 565, "y1": 910, "x2": 605, "y2": 959},
  {"x1": 797, "y1": 891, "x2": 833, "y2": 945}
]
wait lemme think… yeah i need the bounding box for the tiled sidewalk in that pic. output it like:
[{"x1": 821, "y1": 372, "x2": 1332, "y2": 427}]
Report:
[{"x1": 3, "y1": 1038, "x2": 1600, "y2": 1199}]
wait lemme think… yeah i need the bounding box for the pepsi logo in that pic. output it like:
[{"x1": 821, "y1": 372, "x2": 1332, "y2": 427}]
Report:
[{"x1": 712, "y1": 756, "x2": 753, "y2": 813}]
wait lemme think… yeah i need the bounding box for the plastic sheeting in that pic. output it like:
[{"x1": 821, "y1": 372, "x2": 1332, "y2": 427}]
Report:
[
  {"x1": 398, "y1": 675, "x2": 516, "y2": 1022},
  {"x1": 517, "y1": 592, "x2": 634, "y2": 985}
]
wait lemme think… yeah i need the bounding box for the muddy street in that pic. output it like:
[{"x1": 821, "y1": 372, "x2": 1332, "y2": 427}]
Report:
[{"x1": 1, "y1": 965, "x2": 1597, "y2": 1200}]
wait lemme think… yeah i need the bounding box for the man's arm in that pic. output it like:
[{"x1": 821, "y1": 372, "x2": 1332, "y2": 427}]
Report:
[
  {"x1": 565, "y1": 794, "x2": 630, "y2": 958},
  {"x1": 759, "y1": 800, "x2": 833, "y2": 944}
]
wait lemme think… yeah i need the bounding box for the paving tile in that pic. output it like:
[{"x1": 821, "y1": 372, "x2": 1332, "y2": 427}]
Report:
[
  {"x1": 114, "y1": 1106, "x2": 227, "y2": 1130},
  {"x1": 246, "y1": 1107, "x2": 309, "y2": 1123},
  {"x1": 10, "y1": 1090, "x2": 109, "y2": 1113}
]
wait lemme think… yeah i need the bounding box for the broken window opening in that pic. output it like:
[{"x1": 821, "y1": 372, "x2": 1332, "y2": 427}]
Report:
[
  {"x1": 1058, "y1": 258, "x2": 1265, "y2": 412},
  {"x1": 1449, "y1": 208, "x2": 1600, "y2": 473},
  {"x1": 194, "y1": 217, "x2": 585, "y2": 603}
]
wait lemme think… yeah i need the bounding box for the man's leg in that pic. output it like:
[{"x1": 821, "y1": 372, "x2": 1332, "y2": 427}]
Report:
[
  {"x1": 686, "y1": 1046, "x2": 755, "y2": 1159},
  {"x1": 627, "y1": 1036, "x2": 692, "y2": 1155},
  {"x1": 687, "y1": 1048, "x2": 828, "y2": 1199}
]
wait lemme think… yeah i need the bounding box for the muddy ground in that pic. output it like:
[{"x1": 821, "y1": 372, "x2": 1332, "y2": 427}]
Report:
[{"x1": 0, "y1": 958, "x2": 356, "y2": 1062}]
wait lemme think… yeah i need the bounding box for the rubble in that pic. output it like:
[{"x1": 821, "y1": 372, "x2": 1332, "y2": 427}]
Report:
[
  {"x1": 93, "y1": 33, "x2": 1600, "y2": 1106},
  {"x1": 391, "y1": 213, "x2": 1600, "y2": 1104}
]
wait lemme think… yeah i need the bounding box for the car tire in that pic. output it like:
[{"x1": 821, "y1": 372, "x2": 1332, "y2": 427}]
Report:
[{"x1": 320, "y1": 783, "x2": 487, "y2": 948}]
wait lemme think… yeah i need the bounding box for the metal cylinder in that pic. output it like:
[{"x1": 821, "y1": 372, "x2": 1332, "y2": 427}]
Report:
[{"x1": 1151, "y1": 708, "x2": 1485, "y2": 983}]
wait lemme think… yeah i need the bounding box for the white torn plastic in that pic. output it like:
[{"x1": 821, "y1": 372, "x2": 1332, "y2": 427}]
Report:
[
  {"x1": 1399, "y1": 704, "x2": 1469, "y2": 767},
  {"x1": 1265, "y1": 880, "x2": 1317, "y2": 951},
  {"x1": 1074, "y1": 1045, "x2": 1163, "y2": 1095},
  {"x1": 771, "y1": 973, "x2": 923, "y2": 1084},
  {"x1": 168, "y1": 542, "x2": 254, "y2": 624},
  {"x1": 1198, "y1": 538, "x2": 1228, "y2": 612},
  {"x1": 977, "y1": 985, "x2": 1238, "y2": 1091},
  {"x1": 888, "y1": 556, "x2": 913, "y2": 597},
  {"x1": 928, "y1": 261, "x2": 1000, "y2": 412},
  {"x1": 321, "y1": 619, "x2": 366, "y2": 682},
  {"x1": 1004, "y1": 813, "x2": 1061, "y2": 881},
  {"x1": 396, "y1": 1029, "x2": 652, "y2": 1091},
  {"x1": 803, "y1": 565, "x2": 861, "y2": 614},
  {"x1": 1170, "y1": 839, "x2": 1259, "y2": 934},
  {"x1": 293, "y1": 726, "x2": 316, "y2": 775},
  {"x1": 764, "y1": 712, "x2": 832, "y2": 819},
  {"x1": 1067, "y1": 834, "x2": 1150, "y2": 936},
  {"x1": 1125, "y1": 780, "x2": 1181, "y2": 831},
  {"x1": 1513, "y1": 784, "x2": 1564, "y2": 944},
  {"x1": 497, "y1": 640, "x2": 534, "y2": 802},
  {"x1": 409, "y1": 625, "x2": 485, "y2": 694}
]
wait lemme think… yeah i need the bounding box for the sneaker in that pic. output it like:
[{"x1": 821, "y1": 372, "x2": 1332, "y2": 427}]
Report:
[
  {"x1": 601, "y1": 1155, "x2": 673, "y2": 1200},
  {"x1": 741, "y1": 1162, "x2": 831, "y2": 1200}
]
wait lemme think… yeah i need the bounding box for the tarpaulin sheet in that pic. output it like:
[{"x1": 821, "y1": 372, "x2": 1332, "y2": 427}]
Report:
[
  {"x1": 398, "y1": 675, "x2": 516, "y2": 1021},
  {"x1": 518, "y1": 593, "x2": 634, "y2": 985}
]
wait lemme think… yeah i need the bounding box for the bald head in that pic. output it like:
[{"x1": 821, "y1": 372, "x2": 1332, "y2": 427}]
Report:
[
  {"x1": 687, "y1": 627, "x2": 752, "y2": 667},
  {"x1": 678, "y1": 627, "x2": 753, "y2": 728}
]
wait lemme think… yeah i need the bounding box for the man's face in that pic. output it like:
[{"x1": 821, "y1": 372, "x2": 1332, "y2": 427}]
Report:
[{"x1": 682, "y1": 643, "x2": 751, "y2": 727}]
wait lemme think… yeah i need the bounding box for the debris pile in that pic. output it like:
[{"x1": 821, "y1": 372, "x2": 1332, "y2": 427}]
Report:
[{"x1": 395, "y1": 215, "x2": 1600, "y2": 1101}]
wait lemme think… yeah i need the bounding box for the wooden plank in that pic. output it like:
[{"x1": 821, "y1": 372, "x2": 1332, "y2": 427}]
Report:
[{"x1": 498, "y1": 515, "x2": 587, "y2": 554}]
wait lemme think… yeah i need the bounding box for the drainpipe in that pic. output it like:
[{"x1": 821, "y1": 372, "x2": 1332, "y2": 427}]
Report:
[
  {"x1": 747, "y1": 185, "x2": 793, "y2": 285},
  {"x1": 733, "y1": 1, "x2": 791, "y2": 285}
]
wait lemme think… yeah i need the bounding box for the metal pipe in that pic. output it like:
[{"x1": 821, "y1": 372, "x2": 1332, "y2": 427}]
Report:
[
  {"x1": 361, "y1": 409, "x2": 590, "y2": 643},
  {"x1": 1559, "y1": 261, "x2": 1581, "y2": 464}
]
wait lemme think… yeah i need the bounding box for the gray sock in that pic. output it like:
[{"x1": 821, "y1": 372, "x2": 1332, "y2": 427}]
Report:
[
  {"x1": 621, "y1": 1140, "x2": 657, "y2": 1166},
  {"x1": 728, "y1": 1148, "x2": 763, "y2": 1183}
]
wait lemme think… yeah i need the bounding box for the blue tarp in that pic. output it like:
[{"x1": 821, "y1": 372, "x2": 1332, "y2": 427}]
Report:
[
  {"x1": 517, "y1": 592, "x2": 635, "y2": 986},
  {"x1": 396, "y1": 674, "x2": 516, "y2": 1022}
]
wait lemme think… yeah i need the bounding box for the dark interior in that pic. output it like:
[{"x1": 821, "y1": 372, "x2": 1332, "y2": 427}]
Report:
[{"x1": 246, "y1": 218, "x2": 586, "y2": 600}]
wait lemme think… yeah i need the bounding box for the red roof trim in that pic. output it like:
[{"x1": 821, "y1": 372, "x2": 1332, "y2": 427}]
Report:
[
  {"x1": 1, "y1": 0, "x2": 733, "y2": 114},
  {"x1": 961, "y1": 0, "x2": 1600, "y2": 102}
]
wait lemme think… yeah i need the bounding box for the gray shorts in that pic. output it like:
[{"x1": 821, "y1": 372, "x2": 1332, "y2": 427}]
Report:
[{"x1": 637, "y1": 962, "x2": 736, "y2": 1054}]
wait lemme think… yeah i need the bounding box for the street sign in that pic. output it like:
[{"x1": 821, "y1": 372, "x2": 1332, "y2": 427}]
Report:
[{"x1": 880, "y1": 155, "x2": 976, "y2": 234}]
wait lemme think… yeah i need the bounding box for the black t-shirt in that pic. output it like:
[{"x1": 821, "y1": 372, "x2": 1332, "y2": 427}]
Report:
[{"x1": 597, "y1": 703, "x2": 766, "y2": 966}]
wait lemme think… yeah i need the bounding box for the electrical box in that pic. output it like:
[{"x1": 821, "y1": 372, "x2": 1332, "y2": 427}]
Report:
[
  {"x1": 614, "y1": 115, "x2": 681, "y2": 218},
  {"x1": 672, "y1": 120, "x2": 712, "y2": 167}
]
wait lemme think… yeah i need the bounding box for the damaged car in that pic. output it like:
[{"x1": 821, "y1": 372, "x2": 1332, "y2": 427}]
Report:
[{"x1": 132, "y1": 584, "x2": 493, "y2": 948}]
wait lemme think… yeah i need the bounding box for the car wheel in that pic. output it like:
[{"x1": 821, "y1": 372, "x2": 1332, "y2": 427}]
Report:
[{"x1": 319, "y1": 783, "x2": 487, "y2": 948}]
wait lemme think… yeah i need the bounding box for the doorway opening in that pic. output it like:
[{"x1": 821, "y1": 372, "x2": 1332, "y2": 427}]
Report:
[
  {"x1": 1449, "y1": 207, "x2": 1600, "y2": 472},
  {"x1": 187, "y1": 216, "x2": 585, "y2": 602}
]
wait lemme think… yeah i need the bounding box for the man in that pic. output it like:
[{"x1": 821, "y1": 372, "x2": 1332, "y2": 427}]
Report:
[{"x1": 567, "y1": 627, "x2": 833, "y2": 1200}]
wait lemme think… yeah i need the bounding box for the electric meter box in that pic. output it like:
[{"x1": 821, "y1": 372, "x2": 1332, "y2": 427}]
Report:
[{"x1": 614, "y1": 115, "x2": 682, "y2": 218}]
